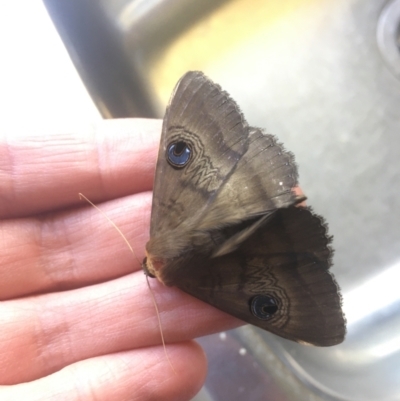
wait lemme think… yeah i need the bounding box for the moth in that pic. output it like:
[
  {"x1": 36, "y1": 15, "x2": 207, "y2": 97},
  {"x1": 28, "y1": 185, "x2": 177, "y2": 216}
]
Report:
[{"x1": 143, "y1": 71, "x2": 345, "y2": 346}]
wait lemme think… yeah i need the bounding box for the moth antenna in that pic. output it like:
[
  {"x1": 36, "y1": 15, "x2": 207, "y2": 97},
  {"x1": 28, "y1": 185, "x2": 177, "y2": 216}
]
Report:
[
  {"x1": 78, "y1": 193, "x2": 141, "y2": 266},
  {"x1": 146, "y1": 275, "x2": 177, "y2": 375},
  {"x1": 79, "y1": 193, "x2": 176, "y2": 373}
]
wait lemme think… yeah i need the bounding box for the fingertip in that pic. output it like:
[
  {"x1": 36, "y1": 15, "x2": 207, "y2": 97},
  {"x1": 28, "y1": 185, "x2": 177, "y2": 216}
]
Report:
[{"x1": 146, "y1": 341, "x2": 208, "y2": 401}]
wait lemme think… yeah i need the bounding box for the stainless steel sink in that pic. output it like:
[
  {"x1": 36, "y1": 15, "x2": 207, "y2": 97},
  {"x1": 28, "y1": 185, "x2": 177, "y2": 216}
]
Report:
[{"x1": 43, "y1": 0, "x2": 400, "y2": 399}]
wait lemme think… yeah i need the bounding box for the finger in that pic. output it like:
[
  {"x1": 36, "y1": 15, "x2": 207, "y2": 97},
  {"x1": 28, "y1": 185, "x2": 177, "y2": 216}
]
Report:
[
  {"x1": 2, "y1": 342, "x2": 207, "y2": 401},
  {"x1": 0, "y1": 118, "x2": 161, "y2": 219},
  {"x1": 0, "y1": 272, "x2": 241, "y2": 384},
  {"x1": 0, "y1": 192, "x2": 151, "y2": 299},
  {"x1": 0, "y1": 185, "x2": 305, "y2": 299}
]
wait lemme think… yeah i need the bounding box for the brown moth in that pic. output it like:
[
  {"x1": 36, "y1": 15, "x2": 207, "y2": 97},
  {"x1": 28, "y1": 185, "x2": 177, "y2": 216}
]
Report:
[{"x1": 143, "y1": 71, "x2": 345, "y2": 346}]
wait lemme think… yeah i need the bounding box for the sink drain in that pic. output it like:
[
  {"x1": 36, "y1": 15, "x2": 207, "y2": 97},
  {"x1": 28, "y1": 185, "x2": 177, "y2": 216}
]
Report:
[{"x1": 377, "y1": 0, "x2": 400, "y2": 80}]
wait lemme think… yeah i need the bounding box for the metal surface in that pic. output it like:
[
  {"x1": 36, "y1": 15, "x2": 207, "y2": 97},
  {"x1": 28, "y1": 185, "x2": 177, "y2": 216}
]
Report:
[
  {"x1": 43, "y1": 0, "x2": 400, "y2": 399},
  {"x1": 377, "y1": 0, "x2": 400, "y2": 80}
]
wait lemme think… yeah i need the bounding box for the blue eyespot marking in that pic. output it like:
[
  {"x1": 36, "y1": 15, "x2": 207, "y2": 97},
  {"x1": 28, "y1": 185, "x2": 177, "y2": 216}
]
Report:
[
  {"x1": 250, "y1": 295, "x2": 278, "y2": 320},
  {"x1": 167, "y1": 141, "x2": 191, "y2": 167}
]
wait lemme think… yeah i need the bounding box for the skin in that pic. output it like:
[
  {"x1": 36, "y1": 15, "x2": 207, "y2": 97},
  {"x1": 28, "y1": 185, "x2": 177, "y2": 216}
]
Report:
[{"x1": 0, "y1": 119, "x2": 243, "y2": 401}]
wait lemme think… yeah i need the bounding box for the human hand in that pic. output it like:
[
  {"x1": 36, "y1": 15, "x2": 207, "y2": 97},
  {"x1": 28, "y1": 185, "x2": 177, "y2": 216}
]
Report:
[{"x1": 0, "y1": 119, "x2": 242, "y2": 401}]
